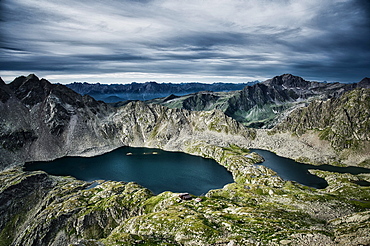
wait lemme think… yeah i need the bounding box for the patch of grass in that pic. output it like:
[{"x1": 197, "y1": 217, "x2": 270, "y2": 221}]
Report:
[
  {"x1": 142, "y1": 192, "x2": 173, "y2": 213},
  {"x1": 222, "y1": 144, "x2": 250, "y2": 155},
  {"x1": 0, "y1": 212, "x2": 25, "y2": 246},
  {"x1": 348, "y1": 199, "x2": 370, "y2": 209},
  {"x1": 296, "y1": 156, "x2": 310, "y2": 163}
]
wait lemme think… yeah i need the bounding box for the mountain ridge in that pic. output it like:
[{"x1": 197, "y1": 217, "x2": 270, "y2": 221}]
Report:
[
  {"x1": 65, "y1": 80, "x2": 256, "y2": 95},
  {"x1": 150, "y1": 74, "x2": 369, "y2": 128}
]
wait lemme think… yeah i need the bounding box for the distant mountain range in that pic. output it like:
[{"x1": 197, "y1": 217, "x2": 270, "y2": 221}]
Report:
[{"x1": 65, "y1": 81, "x2": 258, "y2": 102}]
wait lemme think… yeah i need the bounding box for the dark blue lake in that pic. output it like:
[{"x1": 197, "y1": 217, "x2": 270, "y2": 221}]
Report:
[
  {"x1": 251, "y1": 149, "x2": 370, "y2": 189},
  {"x1": 24, "y1": 147, "x2": 234, "y2": 195}
]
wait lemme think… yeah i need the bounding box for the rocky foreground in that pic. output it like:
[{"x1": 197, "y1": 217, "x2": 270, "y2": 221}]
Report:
[
  {"x1": 0, "y1": 74, "x2": 369, "y2": 245},
  {"x1": 1, "y1": 146, "x2": 369, "y2": 245}
]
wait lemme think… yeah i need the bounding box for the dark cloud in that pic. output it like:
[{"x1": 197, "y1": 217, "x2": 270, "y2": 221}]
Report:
[{"x1": 0, "y1": 0, "x2": 369, "y2": 83}]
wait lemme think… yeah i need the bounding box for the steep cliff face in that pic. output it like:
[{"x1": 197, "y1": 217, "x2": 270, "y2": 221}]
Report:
[
  {"x1": 0, "y1": 78, "x2": 11, "y2": 103},
  {"x1": 224, "y1": 80, "x2": 300, "y2": 125}
]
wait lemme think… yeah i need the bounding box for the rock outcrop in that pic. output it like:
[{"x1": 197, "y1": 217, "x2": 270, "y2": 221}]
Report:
[{"x1": 0, "y1": 168, "x2": 152, "y2": 246}]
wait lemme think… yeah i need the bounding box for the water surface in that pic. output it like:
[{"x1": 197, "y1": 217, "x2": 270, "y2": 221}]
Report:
[
  {"x1": 24, "y1": 147, "x2": 234, "y2": 195},
  {"x1": 251, "y1": 149, "x2": 370, "y2": 188}
]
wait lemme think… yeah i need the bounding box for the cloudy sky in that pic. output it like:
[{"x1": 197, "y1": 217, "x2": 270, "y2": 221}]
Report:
[{"x1": 1, "y1": 0, "x2": 369, "y2": 84}]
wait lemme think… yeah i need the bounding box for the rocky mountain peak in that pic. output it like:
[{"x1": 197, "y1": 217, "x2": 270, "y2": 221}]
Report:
[
  {"x1": 10, "y1": 74, "x2": 42, "y2": 86},
  {"x1": 162, "y1": 94, "x2": 179, "y2": 102},
  {"x1": 263, "y1": 74, "x2": 310, "y2": 88},
  {"x1": 8, "y1": 74, "x2": 53, "y2": 107},
  {"x1": 26, "y1": 73, "x2": 39, "y2": 80},
  {"x1": 9, "y1": 74, "x2": 53, "y2": 91},
  {"x1": 358, "y1": 77, "x2": 370, "y2": 88}
]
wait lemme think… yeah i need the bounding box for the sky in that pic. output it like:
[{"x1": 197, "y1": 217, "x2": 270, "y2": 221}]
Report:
[{"x1": 1, "y1": 0, "x2": 369, "y2": 84}]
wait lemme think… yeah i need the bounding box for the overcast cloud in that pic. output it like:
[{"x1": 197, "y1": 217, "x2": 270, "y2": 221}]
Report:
[{"x1": 1, "y1": 0, "x2": 369, "y2": 83}]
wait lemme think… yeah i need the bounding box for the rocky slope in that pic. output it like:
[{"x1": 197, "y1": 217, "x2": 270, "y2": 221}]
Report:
[
  {"x1": 276, "y1": 88, "x2": 370, "y2": 150},
  {"x1": 0, "y1": 74, "x2": 116, "y2": 168},
  {"x1": 1, "y1": 74, "x2": 369, "y2": 169},
  {"x1": 0, "y1": 168, "x2": 152, "y2": 246},
  {"x1": 146, "y1": 74, "x2": 370, "y2": 166},
  {"x1": 150, "y1": 74, "x2": 369, "y2": 128},
  {"x1": 267, "y1": 88, "x2": 370, "y2": 166}
]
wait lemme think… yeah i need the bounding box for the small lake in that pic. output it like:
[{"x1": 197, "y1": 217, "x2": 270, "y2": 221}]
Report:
[
  {"x1": 251, "y1": 149, "x2": 370, "y2": 189},
  {"x1": 24, "y1": 147, "x2": 234, "y2": 195}
]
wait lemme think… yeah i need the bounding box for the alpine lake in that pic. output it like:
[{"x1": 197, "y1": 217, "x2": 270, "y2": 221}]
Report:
[
  {"x1": 24, "y1": 147, "x2": 234, "y2": 196},
  {"x1": 24, "y1": 147, "x2": 370, "y2": 195}
]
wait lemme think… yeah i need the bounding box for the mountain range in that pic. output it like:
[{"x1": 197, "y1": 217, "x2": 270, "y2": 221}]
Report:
[
  {"x1": 66, "y1": 81, "x2": 256, "y2": 103},
  {"x1": 0, "y1": 73, "x2": 369, "y2": 245},
  {"x1": 149, "y1": 74, "x2": 370, "y2": 128},
  {"x1": 66, "y1": 81, "x2": 257, "y2": 95}
]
